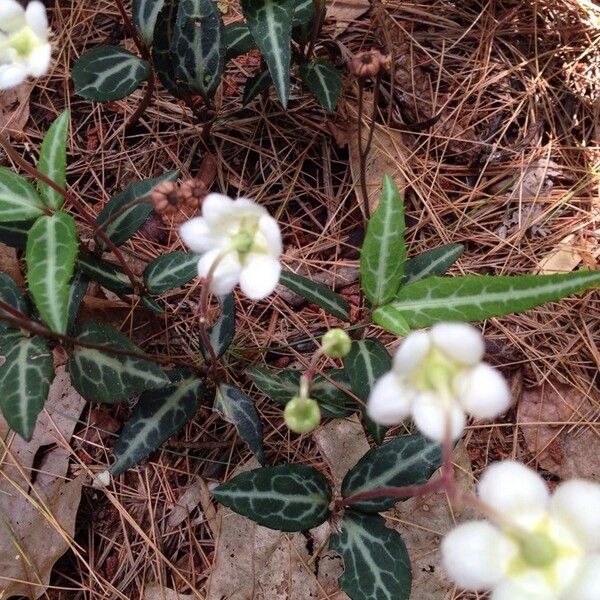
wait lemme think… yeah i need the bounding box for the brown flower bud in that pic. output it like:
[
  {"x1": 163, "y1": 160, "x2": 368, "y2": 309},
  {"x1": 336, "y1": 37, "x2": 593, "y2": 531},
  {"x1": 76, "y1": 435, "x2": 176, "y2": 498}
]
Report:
[
  {"x1": 179, "y1": 178, "x2": 207, "y2": 211},
  {"x1": 348, "y1": 49, "x2": 391, "y2": 79},
  {"x1": 151, "y1": 180, "x2": 179, "y2": 215}
]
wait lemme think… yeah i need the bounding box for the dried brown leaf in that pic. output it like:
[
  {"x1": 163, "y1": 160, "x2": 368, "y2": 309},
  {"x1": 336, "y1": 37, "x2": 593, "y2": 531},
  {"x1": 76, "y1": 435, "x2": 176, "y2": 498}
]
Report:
[
  {"x1": 144, "y1": 586, "x2": 196, "y2": 600},
  {"x1": 328, "y1": 0, "x2": 370, "y2": 37},
  {"x1": 0, "y1": 83, "x2": 32, "y2": 138}
]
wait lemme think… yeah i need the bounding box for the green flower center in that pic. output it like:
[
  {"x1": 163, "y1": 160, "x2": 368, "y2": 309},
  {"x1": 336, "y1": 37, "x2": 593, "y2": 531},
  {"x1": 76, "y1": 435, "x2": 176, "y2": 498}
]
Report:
[
  {"x1": 410, "y1": 348, "x2": 458, "y2": 396},
  {"x1": 7, "y1": 28, "x2": 40, "y2": 57},
  {"x1": 520, "y1": 532, "x2": 558, "y2": 568},
  {"x1": 231, "y1": 230, "x2": 254, "y2": 253}
]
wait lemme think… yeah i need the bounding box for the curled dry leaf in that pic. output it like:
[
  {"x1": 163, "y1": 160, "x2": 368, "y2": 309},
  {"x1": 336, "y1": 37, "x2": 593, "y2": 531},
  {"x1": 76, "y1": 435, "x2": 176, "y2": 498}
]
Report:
[
  {"x1": 0, "y1": 82, "x2": 33, "y2": 139},
  {"x1": 0, "y1": 367, "x2": 86, "y2": 599},
  {"x1": 328, "y1": 0, "x2": 371, "y2": 37},
  {"x1": 519, "y1": 379, "x2": 600, "y2": 479}
]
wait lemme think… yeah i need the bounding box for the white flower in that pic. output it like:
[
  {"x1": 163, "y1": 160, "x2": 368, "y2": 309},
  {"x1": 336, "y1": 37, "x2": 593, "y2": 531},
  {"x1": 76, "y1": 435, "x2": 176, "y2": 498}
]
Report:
[
  {"x1": 180, "y1": 193, "x2": 282, "y2": 299},
  {"x1": 366, "y1": 322, "x2": 510, "y2": 442},
  {"x1": 0, "y1": 0, "x2": 51, "y2": 90},
  {"x1": 442, "y1": 461, "x2": 600, "y2": 600}
]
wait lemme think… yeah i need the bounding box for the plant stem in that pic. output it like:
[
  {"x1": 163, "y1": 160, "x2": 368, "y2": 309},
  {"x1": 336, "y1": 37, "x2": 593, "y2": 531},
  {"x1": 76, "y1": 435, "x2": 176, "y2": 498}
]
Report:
[
  {"x1": 127, "y1": 69, "x2": 156, "y2": 129},
  {"x1": 305, "y1": 0, "x2": 323, "y2": 60},
  {"x1": 356, "y1": 80, "x2": 370, "y2": 222},
  {"x1": 114, "y1": 0, "x2": 148, "y2": 59}
]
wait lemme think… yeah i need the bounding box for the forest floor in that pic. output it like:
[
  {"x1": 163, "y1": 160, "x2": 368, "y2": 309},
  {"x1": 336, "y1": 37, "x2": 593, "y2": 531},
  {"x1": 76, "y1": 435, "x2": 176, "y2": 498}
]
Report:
[{"x1": 0, "y1": 0, "x2": 599, "y2": 598}]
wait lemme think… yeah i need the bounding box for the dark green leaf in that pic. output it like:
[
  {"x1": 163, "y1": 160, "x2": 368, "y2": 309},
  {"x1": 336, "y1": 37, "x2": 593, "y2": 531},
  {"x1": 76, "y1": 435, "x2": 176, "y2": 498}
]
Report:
[
  {"x1": 173, "y1": 0, "x2": 225, "y2": 101},
  {"x1": 0, "y1": 272, "x2": 28, "y2": 321},
  {"x1": 389, "y1": 271, "x2": 600, "y2": 328},
  {"x1": 371, "y1": 305, "x2": 410, "y2": 336},
  {"x1": 241, "y1": 0, "x2": 293, "y2": 107},
  {"x1": 200, "y1": 293, "x2": 236, "y2": 360},
  {"x1": 152, "y1": 0, "x2": 185, "y2": 97},
  {"x1": 0, "y1": 220, "x2": 33, "y2": 249},
  {"x1": 37, "y1": 110, "x2": 69, "y2": 210},
  {"x1": 300, "y1": 60, "x2": 342, "y2": 112},
  {"x1": 330, "y1": 511, "x2": 411, "y2": 600},
  {"x1": 403, "y1": 243, "x2": 464, "y2": 285},
  {"x1": 360, "y1": 175, "x2": 406, "y2": 306},
  {"x1": 0, "y1": 332, "x2": 54, "y2": 440},
  {"x1": 0, "y1": 168, "x2": 46, "y2": 222},
  {"x1": 279, "y1": 270, "x2": 350, "y2": 320},
  {"x1": 67, "y1": 271, "x2": 90, "y2": 333},
  {"x1": 342, "y1": 434, "x2": 442, "y2": 512},
  {"x1": 213, "y1": 464, "x2": 331, "y2": 531},
  {"x1": 224, "y1": 22, "x2": 256, "y2": 58},
  {"x1": 68, "y1": 320, "x2": 170, "y2": 403},
  {"x1": 215, "y1": 384, "x2": 265, "y2": 464},
  {"x1": 247, "y1": 366, "x2": 355, "y2": 417},
  {"x1": 133, "y1": 0, "x2": 165, "y2": 45},
  {"x1": 144, "y1": 251, "x2": 198, "y2": 294},
  {"x1": 95, "y1": 170, "x2": 178, "y2": 247},
  {"x1": 142, "y1": 295, "x2": 165, "y2": 314},
  {"x1": 78, "y1": 252, "x2": 134, "y2": 294},
  {"x1": 291, "y1": 0, "x2": 324, "y2": 44},
  {"x1": 26, "y1": 211, "x2": 79, "y2": 334},
  {"x1": 343, "y1": 339, "x2": 391, "y2": 443},
  {"x1": 242, "y1": 69, "x2": 272, "y2": 105},
  {"x1": 110, "y1": 375, "x2": 205, "y2": 475},
  {"x1": 72, "y1": 46, "x2": 151, "y2": 101}
]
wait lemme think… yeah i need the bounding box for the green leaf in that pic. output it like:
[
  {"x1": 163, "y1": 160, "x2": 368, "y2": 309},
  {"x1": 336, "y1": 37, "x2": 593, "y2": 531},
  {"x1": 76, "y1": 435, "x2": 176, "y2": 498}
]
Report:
[
  {"x1": 152, "y1": 0, "x2": 185, "y2": 97},
  {"x1": 67, "y1": 271, "x2": 89, "y2": 333},
  {"x1": 242, "y1": 69, "x2": 272, "y2": 105},
  {"x1": 173, "y1": 0, "x2": 225, "y2": 101},
  {"x1": 200, "y1": 293, "x2": 236, "y2": 360},
  {"x1": 330, "y1": 511, "x2": 411, "y2": 600},
  {"x1": 343, "y1": 339, "x2": 391, "y2": 444},
  {"x1": 96, "y1": 171, "x2": 178, "y2": 247},
  {"x1": 26, "y1": 211, "x2": 78, "y2": 334},
  {"x1": 371, "y1": 305, "x2": 410, "y2": 336},
  {"x1": 213, "y1": 464, "x2": 331, "y2": 531},
  {"x1": 37, "y1": 111, "x2": 69, "y2": 210},
  {"x1": 300, "y1": 60, "x2": 342, "y2": 112},
  {"x1": 342, "y1": 434, "x2": 442, "y2": 512},
  {"x1": 0, "y1": 332, "x2": 54, "y2": 441},
  {"x1": 0, "y1": 168, "x2": 46, "y2": 222},
  {"x1": 360, "y1": 175, "x2": 406, "y2": 306},
  {"x1": 389, "y1": 271, "x2": 600, "y2": 328},
  {"x1": 0, "y1": 220, "x2": 33, "y2": 249},
  {"x1": 247, "y1": 366, "x2": 355, "y2": 417},
  {"x1": 279, "y1": 270, "x2": 350, "y2": 320},
  {"x1": 403, "y1": 243, "x2": 464, "y2": 285},
  {"x1": 224, "y1": 22, "x2": 256, "y2": 58},
  {"x1": 241, "y1": 0, "x2": 293, "y2": 107},
  {"x1": 72, "y1": 46, "x2": 151, "y2": 101},
  {"x1": 68, "y1": 320, "x2": 170, "y2": 403},
  {"x1": 215, "y1": 384, "x2": 265, "y2": 465},
  {"x1": 0, "y1": 272, "x2": 29, "y2": 321},
  {"x1": 142, "y1": 295, "x2": 164, "y2": 314},
  {"x1": 133, "y1": 0, "x2": 165, "y2": 45},
  {"x1": 110, "y1": 375, "x2": 205, "y2": 475},
  {"x1": 144, "y1": 251, "x2": 198, "y2": 294},
  {"x1": 291, "y1": 0, "x2": 323, "y2": 44},
  {"x1": 78, "y1": 252, "x2": 134, "y2": 294}
]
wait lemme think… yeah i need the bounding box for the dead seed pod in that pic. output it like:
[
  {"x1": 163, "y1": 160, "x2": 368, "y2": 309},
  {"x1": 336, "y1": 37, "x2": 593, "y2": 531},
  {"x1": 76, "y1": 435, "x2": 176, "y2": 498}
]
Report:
[{"x1": 348, "y1": 49, "x2": 392, "y2": 79}]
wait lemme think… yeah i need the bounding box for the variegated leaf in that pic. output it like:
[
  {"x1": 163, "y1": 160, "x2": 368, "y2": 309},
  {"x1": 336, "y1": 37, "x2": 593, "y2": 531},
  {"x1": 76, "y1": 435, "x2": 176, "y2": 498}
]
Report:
[
  {"x1": 67, "y1": 271, "x2": 90, "y2": 333},
  {"x1": 212, "y1": 464, "x2": 331, "y2": 531},
  {"x1": 0, "y1": 168, "x2": 46, "y2": 222},
  {"x1": 0, "y1": 331, "x2": 54, "y2": 440},
  {"x1": 78, "y1": 252, "x2": 134, "y2": 294},
  {"x1": 200, "y1": 293, "x2": 236, "y2": 360},
  {"x1": 300, "y1": 60, "x2": 342, "y2": 112},
  {"x1": 0, "y1": 220, "x2": 33, "y2": 249},
  {"x1": 133, "y1": 0, "x2": 165, "y2": 45},
  {"x1": 37, "y1": 110, "x2": 69, "y2": 210},
  {"x1": 68, "y1": 320, "x2": 170, "y2": 403},
  {"x1": 241, "y1": 0, "x2": 293, "y2": 107},
  {"x1": 144, "y1": 251, "x2": 198, "y2": 294},
  {"x1": 330, "y1": 511, "x2": 412, "y2": 600},
  {"x1": 215, "y1": 384, "x2": 265, "y2": 464},
  {"x1": 371, "y1": 305, "x2": 410, "y2": 336},
  {"x1": 224, "y1": 22, "x2": 256, "y2": 58},
  {"x1": 110, "y1": 374, "x2": 205, "y2": 475},
  {"x1": 0, "y1": 272, "x2": 29, "y2": 323},
  {"x1": 342, "y1": 434, "x2": 442, "y2": 512},
  {"x1": 25, "y1": 211, "x2": 78, "y2": 334},
  {"x1": 242, "y1": 69, "x2": 272, "y2": 105},
  {"x1": 403, "y1": 243, "x2": 464, "y2": 285}
]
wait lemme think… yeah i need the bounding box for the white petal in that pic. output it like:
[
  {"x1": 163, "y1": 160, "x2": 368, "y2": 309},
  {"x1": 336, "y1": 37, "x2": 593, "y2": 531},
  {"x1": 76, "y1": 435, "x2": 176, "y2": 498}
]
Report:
[
  {"x1": 0, "y1": 0, "x2": 25, "y2": 32},
  {"x1": 239, "y1": 254, "x2": 281, "y2": 300},
  {"x1": 0, "y1": 63, "x2": 26, "y2": 90},
  {"x1": 202, "y1": 193, "x2": 235, "y2": 225},
  {"x1": 233, "y1": 197, "x2": 267, "y2": 218},
  {"x1": 491, "y1": 581, "x2": 553, "y2": 600},
  {"x1": 442, "y1": 521, "x2": 515, "y2": 591},
  {"x1": 180, "y1": 217, "x2": 222, "y2": 253},
  {"x1": 392, "y1": 330, "x2": 430, "y2": 375},
  {"x1": 25, "y1": 1, "x2": 48, "y2": 38},
  {"x1": 549, "y1": 480, "x2": 600, "y2": 551},
  {"x1": 197, "y1": 249, "x2": 241, "y2": 295},
  {"x1": 564, "y1": 554, "x2": 600, "y2": 600},
  {"x1": 411, "y1": 393, "x2": 465, "y2": 442},
  {"x1": 26, "y1": 43, "x2": 51, "y2": 77},
  {"x1": 366, "y1": 372, "x2": 411, "y2": 426},
  {"x1": 431, "y1": 322, "x2": 484, "y2": 366},
  {"x1": 258, "y1": 214, "x2": 282, "y2": 256},
  {"x1": 478, "y1": 461, "x2": 549, "y2": 520},
  {"x1": 456, "y1": 363, "x2": 511, "y2": 419}
]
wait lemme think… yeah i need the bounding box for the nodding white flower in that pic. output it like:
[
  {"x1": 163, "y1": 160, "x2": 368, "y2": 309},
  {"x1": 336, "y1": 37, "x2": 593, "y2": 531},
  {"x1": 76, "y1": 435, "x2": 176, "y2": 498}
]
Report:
[
  {"x1": 366, "y1": 322, "x2": 510, "y2": 442},
  {"x1": 442, "y1": 461, "x2": 600, "y2": 600},
  {"x1": 179, "y1": 193, "x2": 282, "y2": 300},
  {"x1": 0, "y1": 1, "x2": 51, "y2": 90}
]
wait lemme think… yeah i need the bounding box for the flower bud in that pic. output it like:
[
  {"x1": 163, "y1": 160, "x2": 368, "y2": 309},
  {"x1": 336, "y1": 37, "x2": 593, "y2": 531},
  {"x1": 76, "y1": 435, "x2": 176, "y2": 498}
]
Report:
[
  {"x1": 348, "y1": 49, "x2": 391, "y2": 79},
  {"x1": 321, "y1": 328, "x2": 352, "y2": 358},
  {"x1": 284, "y1": 396, "x2": 321, "y2": 434}
]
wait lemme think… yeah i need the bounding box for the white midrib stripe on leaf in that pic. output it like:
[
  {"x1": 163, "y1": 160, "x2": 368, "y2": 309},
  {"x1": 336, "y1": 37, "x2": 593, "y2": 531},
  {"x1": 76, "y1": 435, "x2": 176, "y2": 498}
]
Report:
[
  {"x1": 314, "y1": 66, "x2": 331, "y2": 108},
  {"x1": 78, "y1": 349, "x2": 166, "y2": 383},
  {"x1": 1, "y1": 191, "x2": 44, "y2": 210},
  {"x1": 357, "y1": 342, "x2": 375, "y2": 389},
  {"x1": 408, "y1": 247, "x2": 461, "y2": 282},
  {"x1": 84, "y1": 56, "x2": 141, "y2": 92},
  {"x1": 219, "y1": 488, "x2": 325, "y2": 505},
  {"x1": 369, "y1": 201, "x2": 398, "y2": 302},
  {"x1": 394, "y1": 272, "x2": 600, "y2": 311},
  {"x1": 264, "y1": 1, "x2": 286, "y2": 100},
  {"x1": 16, "y1": 339, "x2": 29, "y2": 434},
  {"x1": 44, "y1": 218, "x2": 62, "y2": 330}
]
